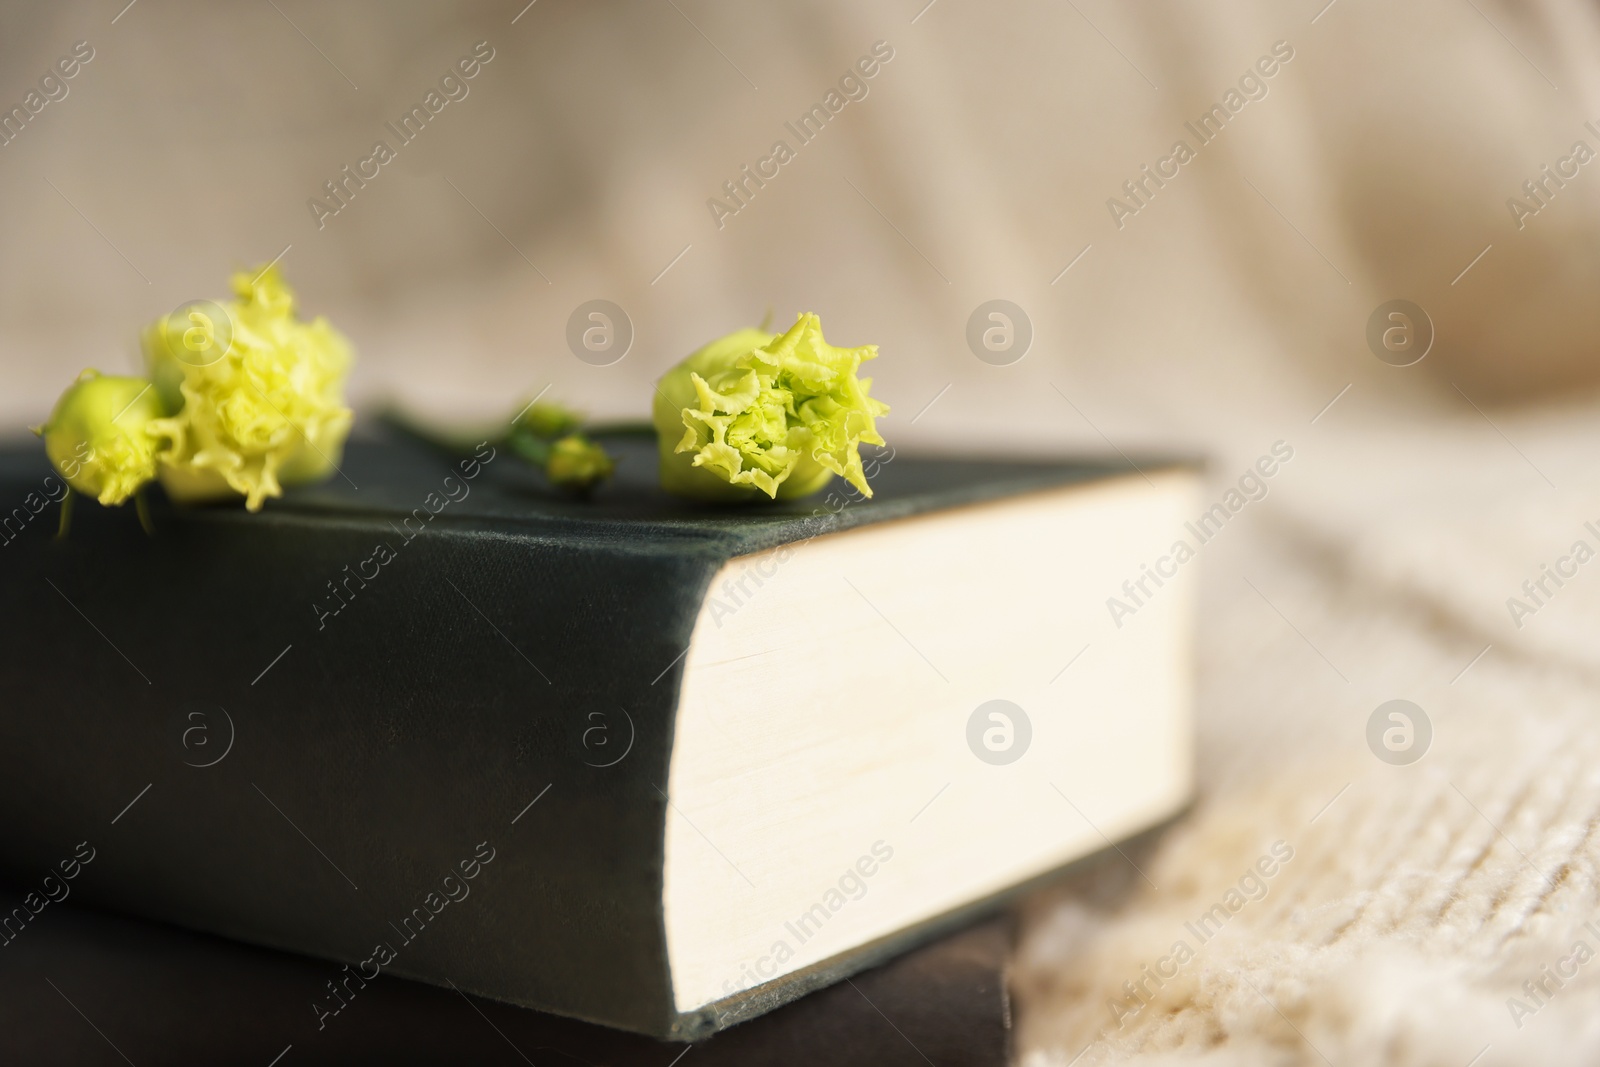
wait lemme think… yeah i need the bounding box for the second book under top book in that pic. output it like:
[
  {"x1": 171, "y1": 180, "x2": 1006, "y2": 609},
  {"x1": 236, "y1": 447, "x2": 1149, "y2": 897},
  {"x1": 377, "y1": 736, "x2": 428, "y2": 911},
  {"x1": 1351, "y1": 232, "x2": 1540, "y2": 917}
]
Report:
[{"x1": 0, "y1": 433, "x2": 1198, "y2": 1040}]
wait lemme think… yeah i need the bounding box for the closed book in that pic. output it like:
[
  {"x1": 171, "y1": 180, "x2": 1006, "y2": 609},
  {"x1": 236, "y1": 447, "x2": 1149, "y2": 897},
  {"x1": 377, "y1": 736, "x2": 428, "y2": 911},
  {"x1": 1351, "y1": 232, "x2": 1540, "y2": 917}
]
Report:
[{"x1": 0, "y1": 431, "x2": 1197, "y2": 1039}]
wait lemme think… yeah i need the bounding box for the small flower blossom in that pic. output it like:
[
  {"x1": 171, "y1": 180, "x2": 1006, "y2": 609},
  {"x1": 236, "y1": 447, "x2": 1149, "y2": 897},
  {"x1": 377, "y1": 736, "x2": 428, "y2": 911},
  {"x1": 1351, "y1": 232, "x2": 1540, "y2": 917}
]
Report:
[
  {"x1": 144, "y1": 265, "x2": 354, "y2": 511},
  {"x1": 652, "y1": 314, "x2": 889, "y2": 501}
]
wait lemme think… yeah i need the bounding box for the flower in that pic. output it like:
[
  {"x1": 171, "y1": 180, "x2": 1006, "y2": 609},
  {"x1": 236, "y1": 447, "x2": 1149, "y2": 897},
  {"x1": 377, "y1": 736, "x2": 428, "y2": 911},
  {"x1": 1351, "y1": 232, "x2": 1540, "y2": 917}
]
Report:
[
  {"x1": 652, "y1": 313, "x2": 889, "y2": 501},
  {"x1": 35, "y1": 370, "x2": 163, "y2": 506},
  {"x1": 144, "y1": 264, "x2": 354, "y2": 511}
]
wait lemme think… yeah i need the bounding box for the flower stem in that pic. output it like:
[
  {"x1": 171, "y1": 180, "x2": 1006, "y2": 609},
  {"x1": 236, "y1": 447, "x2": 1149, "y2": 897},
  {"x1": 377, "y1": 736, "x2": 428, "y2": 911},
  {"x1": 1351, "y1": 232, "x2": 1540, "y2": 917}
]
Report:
[
  {"x1": 56, "y1": 488, "x2": 73, "y2": 540},
  {"x1": 378, "y1": 407, "x2": 491, "y2": 457},
  {"x1": 134, "y1": 489, "x2": 155, "y2": 536},
  {"x1": 581, "y1": 419, "x2": 655, "y2": 438},
  {"x1": 506, "y1": 428, "x2": 552, "y2": 466}
]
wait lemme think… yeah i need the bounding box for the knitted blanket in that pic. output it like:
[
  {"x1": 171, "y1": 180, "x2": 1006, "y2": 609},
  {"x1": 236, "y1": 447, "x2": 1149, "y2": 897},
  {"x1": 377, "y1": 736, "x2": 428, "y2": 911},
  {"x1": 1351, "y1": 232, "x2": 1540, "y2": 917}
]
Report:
[{"x1": 1014, "y1": 400, "x2": 1600, "y2": 1066}]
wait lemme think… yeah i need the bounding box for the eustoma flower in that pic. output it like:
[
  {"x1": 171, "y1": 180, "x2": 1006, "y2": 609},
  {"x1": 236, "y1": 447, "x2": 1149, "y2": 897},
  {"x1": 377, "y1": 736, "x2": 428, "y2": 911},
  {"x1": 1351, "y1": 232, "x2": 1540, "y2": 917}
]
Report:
[
  {"x1": 144, "y1": 265, "x2": 354, "y2": 511},
  {"x1": 652, "y1": 313, "x2": 889, "y2": 501}
]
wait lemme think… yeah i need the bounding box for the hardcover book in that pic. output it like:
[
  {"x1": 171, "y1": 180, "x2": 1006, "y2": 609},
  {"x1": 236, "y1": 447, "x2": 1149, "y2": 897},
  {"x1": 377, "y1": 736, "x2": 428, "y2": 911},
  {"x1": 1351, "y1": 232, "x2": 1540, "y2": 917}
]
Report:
[{"x1": 0, "y1": 431, "x2": 1197, "y2": 1039}]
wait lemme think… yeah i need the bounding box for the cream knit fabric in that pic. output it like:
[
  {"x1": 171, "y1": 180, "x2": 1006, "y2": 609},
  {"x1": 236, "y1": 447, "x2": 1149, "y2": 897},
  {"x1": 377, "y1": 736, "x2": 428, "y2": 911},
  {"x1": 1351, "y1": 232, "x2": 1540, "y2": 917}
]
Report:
[{"x1": 1014, "y1": 402, "x2": 1600, "y2": 1066}]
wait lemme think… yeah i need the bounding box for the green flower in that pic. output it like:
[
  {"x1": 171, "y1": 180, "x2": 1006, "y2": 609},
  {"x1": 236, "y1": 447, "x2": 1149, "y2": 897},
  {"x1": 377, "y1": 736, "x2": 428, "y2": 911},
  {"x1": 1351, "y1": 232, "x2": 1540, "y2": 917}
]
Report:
[
  {"x1": 144, "y1": 265, "x2": 354, "y2": 512},
  {"x1": 36, "y1": 371, "x2": 163, "y2": 506},
  {"x1": 652, "y1": 313, "x2": 889, "y2": 501}
]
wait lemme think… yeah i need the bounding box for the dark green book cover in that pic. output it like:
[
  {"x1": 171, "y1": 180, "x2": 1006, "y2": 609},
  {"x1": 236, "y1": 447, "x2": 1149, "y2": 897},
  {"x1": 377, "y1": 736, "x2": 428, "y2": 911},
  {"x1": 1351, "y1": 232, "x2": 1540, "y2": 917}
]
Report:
[{"x1": 0, "y1": 431, "x2": 1192, "y2": 1039}]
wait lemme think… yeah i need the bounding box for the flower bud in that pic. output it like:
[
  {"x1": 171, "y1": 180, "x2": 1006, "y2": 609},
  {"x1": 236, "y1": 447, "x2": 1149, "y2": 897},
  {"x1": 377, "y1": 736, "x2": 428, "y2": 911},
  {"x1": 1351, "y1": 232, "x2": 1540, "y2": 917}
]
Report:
[
  {"x1": 36, "y1": 371, "x2": 162, "y2": 506},
  {"x1": 514, "y1": 400, "x2": 583, "y2": 439},
  {"x1": 652, "y1": 314, "x2": 888, "y2": 501},
  {"x1": 545, "y1": 434, "x2": 614, "y2": 492}
]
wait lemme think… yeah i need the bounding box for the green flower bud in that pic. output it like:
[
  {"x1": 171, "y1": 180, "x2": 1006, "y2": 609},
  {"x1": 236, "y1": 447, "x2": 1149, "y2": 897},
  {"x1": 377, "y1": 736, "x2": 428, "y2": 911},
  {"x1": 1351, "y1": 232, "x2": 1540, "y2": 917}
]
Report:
[
  {"x1": 652, "y1": 314, "x2": 889, "y2": 501},
  {"x1": 514, "y1": 400, "x2": 583, "y2": 439},
  {"x1": 36, "y1": 370, "x2": 163, "y2": 506},
  {"x1": 545, "y1": 434, "x2": 614, "y2": 492}
]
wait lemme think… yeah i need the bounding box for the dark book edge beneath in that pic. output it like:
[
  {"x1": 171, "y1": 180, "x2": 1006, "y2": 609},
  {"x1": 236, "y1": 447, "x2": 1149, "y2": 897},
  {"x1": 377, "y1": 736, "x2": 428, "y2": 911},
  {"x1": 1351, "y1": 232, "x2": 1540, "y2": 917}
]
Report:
[{"x1": 0, "y1": 898, "x2": 1013, "y2": 1067}]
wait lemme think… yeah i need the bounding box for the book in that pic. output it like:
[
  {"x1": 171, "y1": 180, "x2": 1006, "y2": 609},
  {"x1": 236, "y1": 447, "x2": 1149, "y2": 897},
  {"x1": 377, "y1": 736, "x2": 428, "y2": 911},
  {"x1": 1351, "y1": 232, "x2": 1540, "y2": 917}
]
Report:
[
  {"x1": 0, "y1": 430, "x2": 1197, "y2": 1039},
  {"x1": 0, "y1": 897, "x2": 1013, "y2": 1066}
]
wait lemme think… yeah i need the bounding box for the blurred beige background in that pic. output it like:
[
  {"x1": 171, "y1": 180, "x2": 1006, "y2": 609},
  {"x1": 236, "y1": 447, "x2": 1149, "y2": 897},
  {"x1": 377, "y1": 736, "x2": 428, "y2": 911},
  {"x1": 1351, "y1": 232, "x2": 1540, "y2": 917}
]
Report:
[{"x1": 5, "y1": 0, "x2": 1598, "y2": 459}]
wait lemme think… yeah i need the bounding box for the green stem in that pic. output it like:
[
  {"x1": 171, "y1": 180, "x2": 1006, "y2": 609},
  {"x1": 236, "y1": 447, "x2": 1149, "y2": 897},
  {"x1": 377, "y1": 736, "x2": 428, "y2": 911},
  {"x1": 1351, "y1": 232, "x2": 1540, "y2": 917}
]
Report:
[
  {"x1": 506, "y1": 428, "x2": 552, "y2": 467},
  {"x1": 134, "y1": 489, "x2": 155, "y2": 536},
  {"x1": 381, "y1": 405, "x2": 626, "y2": 490},
  {"x1": 581, "y1": 419, "x2": 655, "y2": 437},
  {"x1": 378, "y1": 407, "x2": 502, "y2": 457},
  {"x1": 56, "y1": 488, "x2": 73, "y2": 540}
]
